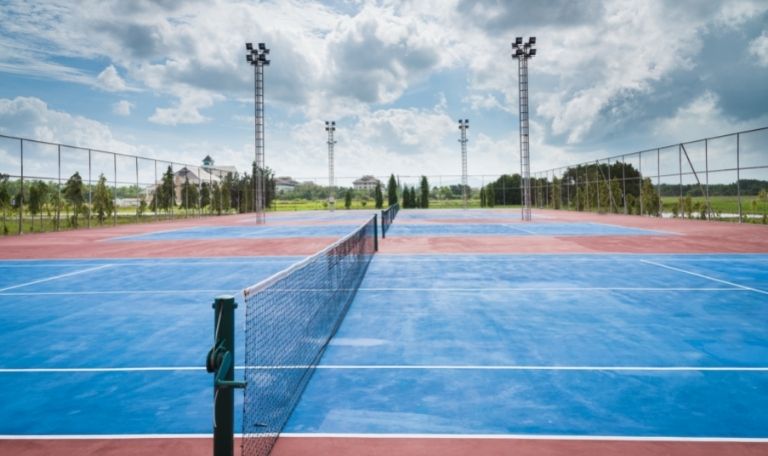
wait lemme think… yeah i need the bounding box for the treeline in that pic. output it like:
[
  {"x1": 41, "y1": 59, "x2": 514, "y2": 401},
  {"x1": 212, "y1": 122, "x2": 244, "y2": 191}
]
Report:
[
  {"x1": 657, "y1": 179, "x2": 768, "y2": 197},
  {"x1": 0, "y1": 164, "x2": 275, "y2": 235}
]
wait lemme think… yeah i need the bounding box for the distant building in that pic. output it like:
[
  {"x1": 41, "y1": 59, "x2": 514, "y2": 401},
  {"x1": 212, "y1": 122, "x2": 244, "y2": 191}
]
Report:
[
  {"x1": 275, "y1": 176, "x2": 299, "y2": 192},
  {"x1": 353, "y1": 175, "x2": 381, "y2": 191},
  {"x1": 147, "y1": 156, "x2": 238, "y2": 203}
]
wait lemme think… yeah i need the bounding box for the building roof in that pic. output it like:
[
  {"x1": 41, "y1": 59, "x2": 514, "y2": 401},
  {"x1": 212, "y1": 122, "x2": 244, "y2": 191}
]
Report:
[
  {"x1": 275, "y1": 176, "x2": 299, "y2": 186},
  {"x1": 353, "y1": 175, "x2": 381, "y2": 185}
]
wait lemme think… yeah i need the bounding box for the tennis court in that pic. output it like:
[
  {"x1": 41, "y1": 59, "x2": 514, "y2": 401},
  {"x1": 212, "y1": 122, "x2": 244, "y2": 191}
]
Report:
[{"x1": 1, "y1": 209, "x2": 767, "y2": 455}]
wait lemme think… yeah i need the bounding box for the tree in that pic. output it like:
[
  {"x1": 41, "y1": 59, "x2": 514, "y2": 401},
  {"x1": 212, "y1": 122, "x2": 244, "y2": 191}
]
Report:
[
  {"x1": 92, "y1": 174, "x2": 114, "y2": 225},
  {"x1": 63, "y1": 172, "x2": 85, "y2": 228},
  {"x1": 479, "y1": 187, "x2": 486, "y2": 207},
  {"x1": 200, "y1": 182, "x2": 211, "y2": 210},
  {"x1": 486, "y1": 183, "x2": 495, "y2": 207},
  {"x1": 27, "y1": 180, "x2": 46, "y2": 231},
  {"x1": 640, "y1": 178, "x2": 660, "y2": 216},
  {"x1": 137, "y1": 198, "x2": 147, "y2": 218},
  {"x1": 211, "y1": 182, "x2": 223, "y2": 215},
  {"x1": 387, "y1": 174, "x2": 398, "y2": 206},
  {"x1": 402, "y1": 187, "x2": 410, "y2": 208},
  {"x1": 0, "y1": 174, "x2": 11, "y2": 234},
  {"x1": 420, "y1": 176, "x2": 429, "y2": 209},
  {"x1": 158, "y1": 166, "x2": 175, "y2": 213},
  {"x1": 50, "y1": 187, "x2": 64, "y2": 231},
  {"x1": 180, "y1": 176, "x2": 199, "y2": 211},
  {"x1": 221, "y1": 172, "x2": 234, "y2": 213},
  {"x1": 344, "y1": 189, "x2": 353, "y2": 209},
  {"x1": 374, "y1": 182, "x2": 383, "y2": 209}
]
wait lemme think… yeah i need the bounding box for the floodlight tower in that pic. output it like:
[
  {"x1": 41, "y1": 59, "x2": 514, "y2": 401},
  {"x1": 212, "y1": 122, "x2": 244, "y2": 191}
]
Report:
[
  {"x1": 512, "y1": 36, "x2": 536, "y2": 221},
  {"x1": 325, "y1": 121, "x2": 337, "y2": 212},
  {"x1": 458, "y1": 119, "x2": 469, "y2": 209},
  {"x1": 246, "y1": 42, "x2": 270, "y2": 223}
]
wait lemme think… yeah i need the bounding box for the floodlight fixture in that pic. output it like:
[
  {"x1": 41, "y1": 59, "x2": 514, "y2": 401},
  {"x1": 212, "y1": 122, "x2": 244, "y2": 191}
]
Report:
[
  {"x1": 245, "y1": 41, "x2": 271, "y2": 222},
  {"x1": 326, "y1": 120, "x2": 337, "y2": 211},
  {"x1": 511, "y1": 36, "x2": 537, "y2": 221},
  {"x1": 458, "y1": 118, "x2": 470, "y2": 209}
]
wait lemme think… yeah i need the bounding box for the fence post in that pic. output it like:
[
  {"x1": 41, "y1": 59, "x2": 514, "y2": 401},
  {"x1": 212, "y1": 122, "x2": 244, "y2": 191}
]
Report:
[
  {"x1": 87, "y1": 149, "x2": 92, "y2": 228},
  {"x1": 18, "y1": 139, "x2": 23, "y2": 235},
  {"x1": 154, "y1": 160, "x2": 158, "y2": 222},
  {"x1": 374, "y1": 214, "x2": 379, "y2": 251},
  {"x1": 656, "y1": 148, "x2": 661, "y2": 217},
  {"x1": 622, "y1": 155, "x2": 627, "y2": 214},
  {"x1": 704, "y1": 139, "x2": 710, "y2": 219},
  {"x1": 736, "y1": 133, "x2": 742, "y2": 223},
  {"x1": 638, "y1": 152, "x2": 643, "y2": 216},
  {"x1": 678, "y1": 144, "x2": 683, "y2": 217},
  {"x1": 135, "y1": 157, "x2": 140, "y2": 224},
  {"x1": 57, "y1": 145, "x2": 62, "y2": 231},
  {"x1": 113, "y1": 153, "x2": 118, "y2": 226},
  {"x1": 207, "y1": 295, "x2": 243, "y2": 456}
]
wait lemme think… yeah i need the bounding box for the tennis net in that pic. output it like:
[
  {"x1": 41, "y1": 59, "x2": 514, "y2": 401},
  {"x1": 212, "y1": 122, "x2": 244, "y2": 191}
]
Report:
[
  {"x1": 241, "y1": 215, "x2": 378, "y2": 456},
  {"x1": 381, "y1": 202, "x2": 400, "y2": 238}
]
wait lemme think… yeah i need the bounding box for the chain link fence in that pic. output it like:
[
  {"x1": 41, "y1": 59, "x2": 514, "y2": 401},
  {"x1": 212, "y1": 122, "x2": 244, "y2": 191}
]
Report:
[
  {"x1": 0, "y1": 134, "x2": 267, "y2": 235},
  {"x1": 528, "y1": 127, "x2": 768, "y2": 223}
]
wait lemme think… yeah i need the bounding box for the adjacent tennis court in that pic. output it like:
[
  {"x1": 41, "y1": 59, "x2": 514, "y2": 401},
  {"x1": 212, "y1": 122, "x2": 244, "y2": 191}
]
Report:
[{"x1": 0, "y1": 209, "x2": 766, "y2": 456}]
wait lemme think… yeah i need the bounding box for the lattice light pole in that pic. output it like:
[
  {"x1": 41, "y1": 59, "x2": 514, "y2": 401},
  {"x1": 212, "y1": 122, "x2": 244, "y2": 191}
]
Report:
[
  {"x1": 246, "y1": 42, "x2": 270, "y2": 223},
  {"x1": 458, "y1": 119, "x2": 469, "y2": 209},
  {"x1": 512, "y1": 36, "x2": 536, "y2": 221},
  {"x1": 325, "y1": 121, "x2": 336, "y2": 212}
]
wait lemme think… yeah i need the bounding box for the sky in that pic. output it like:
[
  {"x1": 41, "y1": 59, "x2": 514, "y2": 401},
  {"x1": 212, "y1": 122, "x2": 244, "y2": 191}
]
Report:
[{"x1": 1, "y1": 0, "x2": 767, "y2": 186}]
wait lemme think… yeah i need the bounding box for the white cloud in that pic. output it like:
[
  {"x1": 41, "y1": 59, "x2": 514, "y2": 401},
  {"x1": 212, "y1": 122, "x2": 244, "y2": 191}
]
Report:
[
  {"x1": 0, "y1": 96, "x2": 128, "y2": 149},
  {"x1": 148, "y1": 89, "x2": 221, "y2": 125},
  {"x1": 112, "y1": 100, "x2": 133, "y2": 116},
  {"x1": 715, "y1": 0, "x2": 768, "y2": 28},
  {"x1": 96, "y1": 64, "x2": 127, "y2": 91},
  {"x1": 0, "y1": 96, "x2": 255, "y2": 179},
  {"x1": 651, "y1": 91, "x2": 768, "y2": 143},
  {"x1": 749, "y1": 31, "x2": 768, "y2": 67},
  {"x1": 464, "y1": 93, "x2": 512, "y2": 113}
]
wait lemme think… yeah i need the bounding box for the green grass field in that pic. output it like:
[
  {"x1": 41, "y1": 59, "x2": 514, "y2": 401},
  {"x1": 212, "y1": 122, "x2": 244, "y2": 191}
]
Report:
[{"x1": 661, "y1": 195, "x2": 768, "y2": 217}]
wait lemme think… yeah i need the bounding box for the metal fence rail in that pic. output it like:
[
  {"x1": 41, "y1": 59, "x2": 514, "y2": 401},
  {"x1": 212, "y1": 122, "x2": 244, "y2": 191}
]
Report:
[
  {"x1": 0, "y1": 134, "x2": 256, "y2": 235},
  {"x1": 529, "y1": 127, "x2": 768, "y2": 222}
]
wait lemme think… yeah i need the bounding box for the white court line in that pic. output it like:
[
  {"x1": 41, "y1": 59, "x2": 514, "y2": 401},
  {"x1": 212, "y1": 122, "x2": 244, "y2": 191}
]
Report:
[
  {"x1": 0, "y1": 434, "x2": 214, "y2": 439},
  {"x1": 586, "y1": 221, "x2": 678, "y2": 236},
  {"x1": 242, "y1": 365, "x2": 768, "y2": 372},
  {"x1": 214, "y1": 287, "x2": 742, "y2": 293},
  {"x1": 5, "y1": 365, "x2": 766, "y2": 373},
  {"x1": 371, "y1": 255, "x2": 768, "y2": 262},
  {"x1": 0, "y1": 264, "x2": 113, "y2": 293},
  {"x1": 0, "y1": 367, "x2": 206, "y2": 373},
  {"x1": 640, "y1": 260, "x2": 768, "y2": 295},
  {"x1": 281, "y1": 433, "x2": 768, "y2": 442},
  {"x1": 0, "y1": 433, "x2": 766, "y2": 442},
  {"x1": 355, "y1": 287, "x2": 741, "y2": 292},
  {"x1": 0, "y1": 289, "x2": 236, "y2": 296},
  {"x1": 504, "y1": 224, "x2": 537, "y2": 235}
]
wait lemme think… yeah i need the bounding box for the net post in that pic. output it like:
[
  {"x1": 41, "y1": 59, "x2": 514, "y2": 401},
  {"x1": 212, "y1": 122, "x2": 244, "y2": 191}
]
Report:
[
  {"x1": 373, "y1": 214, "x2": 379, "y2": 251},
  {"x1": 380, "y1": 209, "x2": 386, "y2": 238},
  {"x1": 209, "y1": 295, "x2": 239, "y2": 456}
]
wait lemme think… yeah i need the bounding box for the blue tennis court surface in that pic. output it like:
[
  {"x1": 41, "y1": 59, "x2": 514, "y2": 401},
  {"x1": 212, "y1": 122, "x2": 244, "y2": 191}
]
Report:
[
  {"x1": 111, "y1": 221, "x2": 666, "y2": 241},
  {"x1": 1, "y1": 252, "x2": 766, "y2": 438}
]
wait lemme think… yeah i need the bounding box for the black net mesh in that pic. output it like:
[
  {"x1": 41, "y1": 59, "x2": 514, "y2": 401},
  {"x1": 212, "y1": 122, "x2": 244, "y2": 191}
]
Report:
[
  {"x1": 242, "y1": 216, "x2": 378, "y2": 456},
  {"x1": 381, "y1": 202, "x2": 399, "y2": 238}
]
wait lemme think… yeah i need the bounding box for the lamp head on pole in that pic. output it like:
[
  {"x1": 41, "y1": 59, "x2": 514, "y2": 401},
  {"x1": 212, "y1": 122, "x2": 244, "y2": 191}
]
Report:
[{"x1": 511, "y1": 36, "x2": 537, "y2": 59}]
